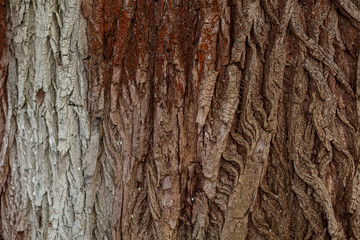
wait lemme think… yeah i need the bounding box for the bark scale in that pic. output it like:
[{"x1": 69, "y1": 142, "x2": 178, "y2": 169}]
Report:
[{"x1": 1, "y1": 0, "x2": 360, "y2": 239}]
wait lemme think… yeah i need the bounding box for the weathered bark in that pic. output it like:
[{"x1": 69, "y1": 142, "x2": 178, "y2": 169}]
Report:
[
  {"x1": 2, "y1": 1, "x2": 90, "y2": 239},
  {"x1": 1, "y1": 0, "x2": 360, "y2": 239},
  {"x1": 0, "y1": 0, "x2": 10, "y2": 238}
]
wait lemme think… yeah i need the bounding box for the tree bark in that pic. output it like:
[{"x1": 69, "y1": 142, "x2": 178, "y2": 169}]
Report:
[{"x1": 1, "y1": 0, "x2": 360, "y2": 239}]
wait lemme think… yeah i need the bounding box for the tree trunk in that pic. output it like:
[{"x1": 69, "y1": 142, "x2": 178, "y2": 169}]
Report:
[{"x1": 1, "y1": 0, "x2": 360, "y2": 239}]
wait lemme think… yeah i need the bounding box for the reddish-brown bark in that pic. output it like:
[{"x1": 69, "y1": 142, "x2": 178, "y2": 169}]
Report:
[
  {"x1": 82, "y1": 0, "x2": 360, "y2": 239},
  {"x1": 1, "y1": 0, "x2": 360, "y2": 239}
]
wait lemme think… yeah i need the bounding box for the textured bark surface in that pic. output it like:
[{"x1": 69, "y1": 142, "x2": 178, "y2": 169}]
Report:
[
  {"x1": 1, "y1": 0, "x2": 360, "y2": 239},
  {"x1": 2, "y1": 1, "x2": 90, "y2": 239},
  {"x1": 0, "y1": 0, "x2": 9, "y2": 238}
]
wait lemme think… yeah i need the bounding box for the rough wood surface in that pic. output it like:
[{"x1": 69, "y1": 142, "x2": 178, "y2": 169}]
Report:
[{"x1": 1, "y1": 0, "x2": 360, "y2": 239}]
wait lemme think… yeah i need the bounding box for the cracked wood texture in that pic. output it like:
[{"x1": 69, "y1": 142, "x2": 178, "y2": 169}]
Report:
[{"x1": 1, "y1": 0, "x2": 360, "y2": 239}]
